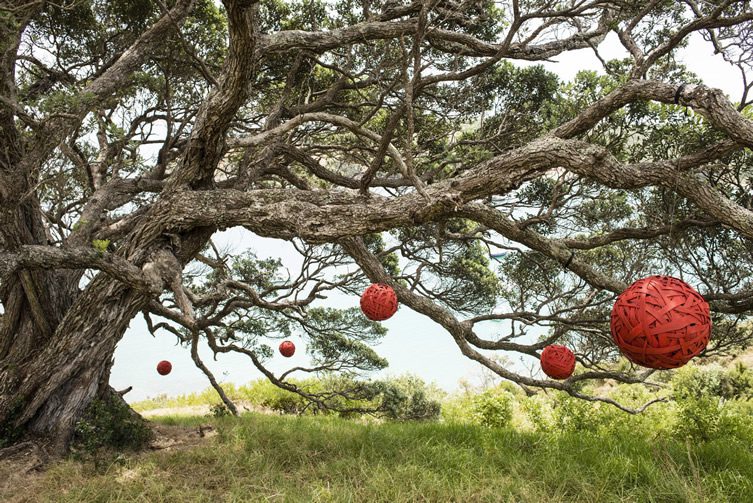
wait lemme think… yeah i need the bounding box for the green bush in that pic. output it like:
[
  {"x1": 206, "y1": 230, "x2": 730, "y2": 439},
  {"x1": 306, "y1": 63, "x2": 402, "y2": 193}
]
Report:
[
  {"x1": 128, "y1": 364, "x2": 753, "y2": 445},
  {"x1": 601, "y1": 384, "x2": 673, "y2": 438},
  {"x1": 673, "y1": 363, "x2": 753, "y2": 401},
  {"x1": 674, "y1": 395, "x2": 723, "y2": 441},
  {"x1": 238, "y1": 374, "x2": 443, "y2": 420},
  {"x1": 519, "y1": 384, "x2": 673, "y2": 438},
  {"x1": 514, "y1": 365, "x2": 753, "y2": 441},
  {"x1": 671, "y1": 364, "x2": 753, "y2": 441},
  {"x1": 128, "y1": 363, "x2": 753, "y2": 443},
  {"x1": 717, "y1": 400, "x2": 753, "y2": 441},
  {"x1": 549, "y1": 392, "x2": 607, "y2": 433},
  {"x1": 470, "y1": 388, "x2": 514, "y2": 428},
  {"x1": 443, "y1": 382, "x2": 523, "y2": 426},
  {"x1": 239, "y1": 379, "x2": 310, "y2": 414},
  {"x1": 440, "y1": 392, "x2": 475, "y2": 424},
  {"x1": 378, "y1": 375, "x2": 443, "y2": 421},
  {"x1": 519, "y1": 394, "x2": 552, "y2": 432},
  {"x1": 209, "y1": 403, "x2": 232, "y2": 418},
  {"x1": 131, "y1": 383, "x2": 244, "y2": 411},
  {"x1": 73, "y1": 396, "x2": 153, "y2": 454}
]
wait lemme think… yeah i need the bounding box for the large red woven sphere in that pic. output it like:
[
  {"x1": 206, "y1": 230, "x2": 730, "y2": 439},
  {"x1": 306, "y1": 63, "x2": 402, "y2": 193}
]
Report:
[
  {"x1": 360, "y1": 283, "x2": 398, "y2": 321},
  {"x1": 156, "y1": 360, "x2": 172, "y2": 376},
  {"x1": 279, "y1": 340, "x2": 295, "y2": 358},
  {"x1": 540, "y1": 345, "x2": 575, "y2": 380},
  {"x1": 610, "y1": 275, "x2": 711, "y2": 369}
]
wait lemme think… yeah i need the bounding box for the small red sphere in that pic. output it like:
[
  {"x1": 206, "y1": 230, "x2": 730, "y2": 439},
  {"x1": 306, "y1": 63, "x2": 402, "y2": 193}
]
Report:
[
  {"x1": 360, "y1": 283, "x2": 398, "y2": 321},
  {"x1": 540, "y1": 345, "x2": 576, "y2": 380},
  {"x1": 279, "y1": 340, "x2": 295, "y2": 358},
  {"x1": 611, "y1": 275, "x2": 711, "y2": 369},
  {"x1": 156, "y1": 360, "x2": 172, "y2": 376}
]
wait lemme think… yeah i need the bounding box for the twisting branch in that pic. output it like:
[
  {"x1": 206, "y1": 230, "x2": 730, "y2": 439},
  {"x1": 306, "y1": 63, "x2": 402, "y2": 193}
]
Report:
[
  {"x1": 190, "y1": 330, "x2": 238, "y2": 415},
  {"x1": 339, "y1": 237, "x2": 665, "y2": 414}
]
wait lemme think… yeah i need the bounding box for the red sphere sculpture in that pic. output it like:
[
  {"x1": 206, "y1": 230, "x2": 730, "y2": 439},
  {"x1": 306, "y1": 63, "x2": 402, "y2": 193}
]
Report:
[
  {"x1": 156, "y1": 360, "x2": 172, "y2": 376},
  {"x1": 279, "y1": 340, "x2": 295, "y2": 358},
  {"x1": 610, "y1": 275, "x2": 711, "y2": 369},
  {"x1": 360, "y1": 283, "x2": 398, "y2": 321},
  {"x1": 540, "y1": 345, "x2": 576, "y2": 380}
]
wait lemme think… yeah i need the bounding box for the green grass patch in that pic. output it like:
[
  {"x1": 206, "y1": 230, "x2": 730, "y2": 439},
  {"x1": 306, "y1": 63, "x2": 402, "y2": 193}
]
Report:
[{"x1": 8, "y1": 412, "x2": 753, "y2": 502}]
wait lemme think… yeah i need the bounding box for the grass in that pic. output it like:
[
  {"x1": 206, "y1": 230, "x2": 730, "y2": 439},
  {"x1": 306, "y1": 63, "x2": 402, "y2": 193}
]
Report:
[
  {"x1": 4, "y1": 413, "x2": 753, "y2": 502},
  {"x1": 131, "y1": 387, "x2": 240, "y2": 412}
]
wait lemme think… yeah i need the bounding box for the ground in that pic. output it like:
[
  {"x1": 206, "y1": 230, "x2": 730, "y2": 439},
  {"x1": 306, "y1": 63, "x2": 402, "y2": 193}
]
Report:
[
  {"x1": 0, "y1": 420, "x2": 215, "y2": 502},
  {"x1": 1, "y1": 409, "x2": 752, "y2": 502}
]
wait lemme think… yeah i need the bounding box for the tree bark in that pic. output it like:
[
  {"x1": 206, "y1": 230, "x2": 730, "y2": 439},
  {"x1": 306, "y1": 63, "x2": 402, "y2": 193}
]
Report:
[
  {"x1": 0, "y1": 274, "x2": 134, "y2": 450},
  {"x1": 1, "y1": 0, "x2": 255, "y2": 454}
]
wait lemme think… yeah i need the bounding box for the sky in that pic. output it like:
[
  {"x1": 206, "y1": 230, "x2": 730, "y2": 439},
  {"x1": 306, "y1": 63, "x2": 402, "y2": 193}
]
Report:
[{"x1": 111, "y1": 30, "x2": 744, "y2": 404}]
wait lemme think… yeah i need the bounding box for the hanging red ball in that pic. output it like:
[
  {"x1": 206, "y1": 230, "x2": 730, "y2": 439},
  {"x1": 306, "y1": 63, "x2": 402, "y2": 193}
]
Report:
[
  {"x1": 540, "y1": 345, "x2": 576, "y2": 380},
  {"x1": 360, "y1": 283, "x2": 398, "y2": 321},
  {"x1": 279, "y1": 340, "x2": 295, "y2": 358},
  {"x1": 610, "y1": 275, "x2": 711, "y2": 369},
  {"x1": 156, "y1": 360, "x2": 172, "y2": 376}
]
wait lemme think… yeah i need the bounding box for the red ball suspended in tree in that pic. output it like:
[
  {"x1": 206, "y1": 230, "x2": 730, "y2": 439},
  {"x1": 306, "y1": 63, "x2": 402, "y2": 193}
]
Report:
[
  {"x1": 156, "y1": 360, "x2": 172, "y2": 376},
  {"x1": 360, "y1": 283, "x2": 398, "y2": 321},
  {"x1": 540, "y1": 345, "x2": 576, "y2": 380},
  {"x1": 611, "y1": 275, "x2": 711, "y2": 369},
  {"x1": 279, "y1": 340, "x2": 295, "y2": 358}
]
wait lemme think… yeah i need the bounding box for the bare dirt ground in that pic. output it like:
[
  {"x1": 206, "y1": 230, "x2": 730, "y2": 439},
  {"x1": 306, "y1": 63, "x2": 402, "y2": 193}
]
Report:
[
  {"x1": 0, "y1": 441, "x2": 48, "y2": 501},
  {"x1": 149, "y1": 421, "x2": 218, "y2": 450}
]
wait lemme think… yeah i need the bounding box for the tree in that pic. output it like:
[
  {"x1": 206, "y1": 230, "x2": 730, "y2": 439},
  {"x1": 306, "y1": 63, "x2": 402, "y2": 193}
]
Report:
[{"x1": 1, "y1": 0, "x2": 753, "y2": 453}]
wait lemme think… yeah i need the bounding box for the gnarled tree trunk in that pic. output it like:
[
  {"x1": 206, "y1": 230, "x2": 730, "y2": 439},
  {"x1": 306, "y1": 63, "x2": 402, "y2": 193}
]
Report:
[
  {"x1": 0, "y1": 262, "x2": 139, "y2": 451},
  {"x1": 1, "y1": 0, "x2": 256, "y2": 453}
]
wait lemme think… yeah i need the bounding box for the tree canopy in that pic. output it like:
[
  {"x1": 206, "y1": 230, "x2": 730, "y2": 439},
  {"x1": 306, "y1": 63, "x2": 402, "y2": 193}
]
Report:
[{"x1": 1, "y1": 0, "x2": 753, "y2": 449}]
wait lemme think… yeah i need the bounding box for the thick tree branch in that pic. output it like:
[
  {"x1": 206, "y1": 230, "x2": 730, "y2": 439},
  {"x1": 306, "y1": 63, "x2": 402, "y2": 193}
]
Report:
[
  {"x1": 0, "y1": 246, "x2": 152, "y2": 292},
  {"x1": 164, "y1": 135, "x2": 753, "y2": 240}
]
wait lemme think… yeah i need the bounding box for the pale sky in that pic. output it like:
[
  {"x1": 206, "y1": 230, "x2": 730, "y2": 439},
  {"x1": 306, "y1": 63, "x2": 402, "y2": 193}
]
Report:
[{"x1": 111, "y1": 29, "x2": 744, "y2": 403}]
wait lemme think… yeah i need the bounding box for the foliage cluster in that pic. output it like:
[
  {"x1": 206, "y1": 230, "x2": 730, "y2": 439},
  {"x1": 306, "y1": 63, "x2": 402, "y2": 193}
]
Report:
[
  {"x1": 441, "y1": 362, "x2": 753, "y2": 448},
  {"x1": 133, "y1": 373, "x2": 444, "y2": 421},
  {"x1": 73, "y1": 395, "x2": 154, "y2": 455}
]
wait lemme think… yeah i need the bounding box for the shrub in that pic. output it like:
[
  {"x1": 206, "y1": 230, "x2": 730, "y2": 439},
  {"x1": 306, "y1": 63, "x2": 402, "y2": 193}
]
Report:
[
  {"x1": 378, "y1": 375, "x2": 443, "y2": 421},
  {"x1": 673, "y1": 363, "x2": 753, "y2": 401},
  {"x1": 239, "y1": 379, "x2": 310, "y2": 414},
  {"x1": 600, "y1": 384, "x2": 673, "y2": 438},
  {"x1": 73, "y1": 396, "x2": 153, "y2": 454},
  {"x1": 674, "y1": 395, "x2": 723, "y2": 441},
  {"x1": 717, "y1": 400, "x2": 753, "y2": 442},
  {"x1": 470, "y1": 388, "x2": 514, "y2": 428},
  {"x1": 671, "y1": 364, "x2": 753, "y2": 441},
  {"x1": 131, "y1": 383, "x2": 243, "y2": 411},
  {"x1": 239, "y1": 374, "x2": 442, "y2": 420},
  {"x1": 519, "y1": 394, "x2": 552, "y2": 432},
  {"x1": 209, "y1": 403, "x2": 232, "y2": 418},
  {"x1": 549, "y1": 392, "x2": 605, "y2": 433}
]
